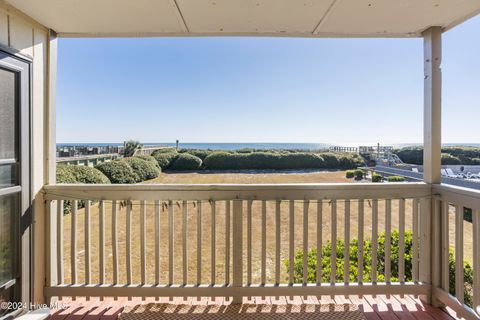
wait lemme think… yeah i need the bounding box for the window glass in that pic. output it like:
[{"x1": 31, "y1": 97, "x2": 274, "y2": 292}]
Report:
[
  {"x1": 0, "y1": 164, "x2": 18, "y2": 188},
  {"x1": 0, "y1": 68, "x2": 16, "y2": 160},
  {"x1": 0, "y1": 193, "x2": 17, "y2": 285}
]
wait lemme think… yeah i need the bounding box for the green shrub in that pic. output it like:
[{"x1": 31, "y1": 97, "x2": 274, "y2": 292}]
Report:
[
  {"x1": 203, "y1": 152, "x2": 361, "y2": 170},
  {"x1": 372, "y1": 172, "x2": 383, "y2": 182},
  {"x1": 71, "y1": 166, "x2": 110, "y2": 184},
  {"x1": 170, "y1": 153, "x2": 202, "y2": 170},
  {"x1": 321, "y1": 153, "x2": 340, "y2": 168},
  {"x1": 353, "y1": 169, "x2": 364, "y2": 180},
  {"x1": 387, "y1": 175, "x2": 406, "y2": 182},
  {"x1": 95, "y1": 160, "x2": 137, "y2": 184},
  {"x1": 395, "y1": 146, "x2": 480, "y2": 165},
  {"x1": 288, "y1": 229, "x2": 473, "y2": 306},
  {"x1": 153, "y1": 152, "x2": 178, "y2": 170},
  {"x1": 152, "y1": 148, "x2": 177, "y2": 155},
  {"x1": 394, "y1": 147, "x2": 423, "y2": 165},
  {"x1": 441, "y1": 153, "x2": 462, "y2": 165},
  {"x1": 345, "y1": 170, "x2": 355, "y2": 179},
  {"x1": 123, "y1": 157, "x2": 160, "y2": 181},
  {"x1": 178, "y1": 149, "x2": 213, "y2": 161},
  {"x1": 56, "y1": 165, "x2": 110, "y2": 184},
  {"x1": 56, "y1": 165, "x2": 77, "y2": 184},
  {"x1": 136, "y1": 155, "x2": 160, "y2": 167},
  {"x1": 56, "y1": 165, "x2": 110, "y2": 213}
]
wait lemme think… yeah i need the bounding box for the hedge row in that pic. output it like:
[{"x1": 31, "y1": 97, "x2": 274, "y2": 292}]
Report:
[
  {"x1": 57, "y1": 165, "x2": 110, "y2": 184},
  {"x1": 395, "y1": 146, "x2": 480, "y2": 165},
  {"x1": 202, "y1": 152, "x2": 363, "y2": 170},
  {"x1": 95, "y1": 156, "x2": 160, "y2": 183},
  {"x1": 289, "y1": 229, "x2": 474, "y2": 306}
]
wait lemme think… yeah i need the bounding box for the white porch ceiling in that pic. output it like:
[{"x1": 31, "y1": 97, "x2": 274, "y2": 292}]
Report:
[{"x1": 5, "y1": 0, "x2": 480, "y2": 37}]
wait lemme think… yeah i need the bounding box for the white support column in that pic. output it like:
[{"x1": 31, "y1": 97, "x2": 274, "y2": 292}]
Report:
[
  {"x1": 44, "y1": 29, "x2": 58, "y2": 303},
  {"x1": 422, "y1": 26, "x2": 442, "y2": 306},
  {"x1": 423, "y1": 27, "x2": 442, "y2": 185},
  {"x1": 46, "y1": 30, "x2": 57, "y2": 186}
]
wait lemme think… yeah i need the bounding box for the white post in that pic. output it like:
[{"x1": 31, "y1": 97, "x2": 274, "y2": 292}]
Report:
[
  {"x1": 423, "y1": 27, "x2": 442, "y2": 185},
  {"x1": 232, "y1": 200, "x2": 243, "y2": 303},
  {"x1": 422, "y1": 26, "x2": 442, "y2": 306},
  {"x1": 44, "y1": 29, "x2": 58, "y2": 303}
]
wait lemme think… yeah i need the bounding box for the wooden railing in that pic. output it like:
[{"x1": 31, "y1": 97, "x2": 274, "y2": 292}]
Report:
[
  {"x1": 42, "y1": 182, "x2": 480, "y2": 318},
  {"x1": 432, "y1": 184, "x2": 480, "y2": 319}
]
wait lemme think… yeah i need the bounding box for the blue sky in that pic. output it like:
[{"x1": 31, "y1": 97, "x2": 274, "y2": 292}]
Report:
[{"x1": 57, "y1": 15, "x2": 480, "y2": 145}]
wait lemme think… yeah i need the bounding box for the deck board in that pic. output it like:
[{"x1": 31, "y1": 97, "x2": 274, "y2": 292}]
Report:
[{"x1": 49, "y1": 295, "x2": 458, "y2": 320}]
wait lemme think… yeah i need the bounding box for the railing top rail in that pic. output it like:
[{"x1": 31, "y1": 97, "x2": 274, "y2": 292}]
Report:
[
  {"x1": 43, "y1": 182, "x2": 430, "y2": 201},
  {"x1": 433, "y1": 183, "x2": 480, "y2": 210},
  {"x1": 433, "y1": 183, "x2": 480, "y2": 199}
]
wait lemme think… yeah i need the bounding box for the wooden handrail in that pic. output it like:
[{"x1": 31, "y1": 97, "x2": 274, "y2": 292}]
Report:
[{"x1": 43, "y1": 182, "x2": 479, "y2": 319}]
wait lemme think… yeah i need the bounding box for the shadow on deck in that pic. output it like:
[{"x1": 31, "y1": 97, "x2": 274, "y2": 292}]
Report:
[{"x1": 49, "y1": 295, "x2": 459, "y2": 320}]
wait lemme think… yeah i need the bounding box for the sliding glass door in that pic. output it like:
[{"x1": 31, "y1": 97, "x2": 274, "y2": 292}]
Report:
[{"x1": 0, "y1": 50, "x2": 30, "y2": 315}]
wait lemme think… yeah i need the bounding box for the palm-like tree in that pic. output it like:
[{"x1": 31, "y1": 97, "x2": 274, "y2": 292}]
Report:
[{"x1": 124, "y1": 140, "x2": 143, "y2": 157}]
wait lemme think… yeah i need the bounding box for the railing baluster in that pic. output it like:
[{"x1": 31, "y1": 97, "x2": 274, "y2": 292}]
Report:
[
  {"x1": 371, "y1": 199, "x2": 378, "y2": 283},
  {"x1": 275, "y1": 200, "x2": 281, "y2": 285},
  {"x1": 246, "y1": 200, "x2": 252, "y2": 285},
  {"x1": 112, "y1": 200, "x2": 118, "y2": 284},
  {"x1": 316, "y1": 200, "x2": 322, "y2": 285},
  {"x1": 140, "y1": 200, "x2": 147, "y2": 284},
  {"x1": 432, "y1": 198, "x2": 442, "y2": 290},
  {"x1": 154, "y1": 200, "x2": 160, "y2": 285},
  {"x1": 182, "y1": 200, "x2": 188, "y2": 285},
  {"x1": 168, "y1": 200, "x2": 174, "y2": 285},
  {"x1": 385, "y1": 199, "x2": 392, "y2": 283},
  {"x1": 196, "y1": 201, "x2": 202, "y2": 285},
  {"x1": 126, "y1": 201, "x2": 132, "y2": 284},
  {"x1": 303, "y1": 200, "x2": 309, "y2": 285},
  {"x1": 261, "y1": 200, "x2": 266, "y2": 285},
  {"x1": 419, "y1": 197, "x2": 432, "y2": 295},
  {"x1": 99, "y1": 200, "x2": 105, "y2": 284},
  {"x1": 399, "y1": 198, "x2": 405, "y2": 283},
  {"x1": 330, "y1": 200, "x2": 337, "y2": 285},
  {"x1": 441, "y1": 201, "x2": 449, "y2": 291},
  {"x1": 232, "y1": 200, "x2": 243, "y2": 303},
  {"x1": 412, "y1": 198, "x2": 419, "y2": 282},
  {"x1": 71, "y1": 200, "x2": 78, "y2": 284},
  {"x1": 358, "y1": 199, "x2": 364, "y2": 284},
  {"x1": 344, "y1": 199, "x2": 350, "y2": 284},
  {"x1": 211, "y1": 200, "x2": 216, "y2": 285},
  {"x1": 473, "y1": 209, "x2": 480, "y2": 312},
  {"x1": 85, "y1": 200, "x2": 91, "y2": 285},
  {"x1": 289, "y1": 200, "x2": 295, "y2": 285},
  {"x1": 455, "y1": 204, "x2": 464, "y2": 303},
  {"x1": 57, "y1": 200, "x2": 64, "y2": 284},
  {"x1": 225, "y1": 200, "x2": 231, "y2": 285}
]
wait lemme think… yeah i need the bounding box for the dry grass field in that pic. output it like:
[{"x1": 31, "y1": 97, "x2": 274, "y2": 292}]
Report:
[
  {"x1": 60, "y1": 170, "x2": 474, "y2": 286},
  {"x1": 148, "y1": 169, "x2": 352, "y2": 184}
]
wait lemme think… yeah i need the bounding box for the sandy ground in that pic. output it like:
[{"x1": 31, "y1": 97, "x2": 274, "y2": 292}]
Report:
[
  {"x1": 147, "y1": 170, "x2": 352, "y2": 184},
  {"x1": 60, "y1": 171, "x2": 474, "y2": 286}
]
